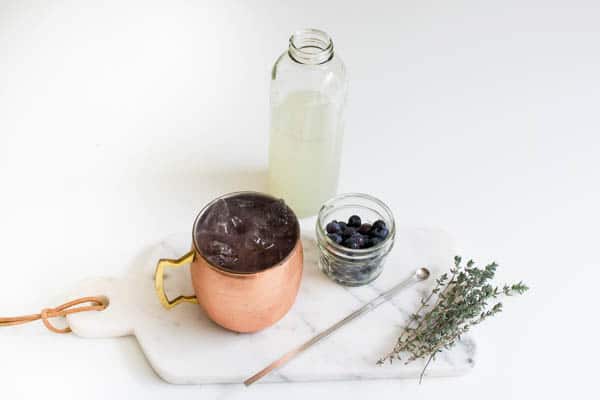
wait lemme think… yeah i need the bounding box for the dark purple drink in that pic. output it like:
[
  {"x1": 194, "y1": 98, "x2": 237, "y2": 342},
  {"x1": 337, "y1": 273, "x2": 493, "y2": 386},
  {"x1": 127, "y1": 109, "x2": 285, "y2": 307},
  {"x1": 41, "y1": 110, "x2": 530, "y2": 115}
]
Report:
[{"x1": 194, "y1": 193, "x2": 299, "y2": 273}]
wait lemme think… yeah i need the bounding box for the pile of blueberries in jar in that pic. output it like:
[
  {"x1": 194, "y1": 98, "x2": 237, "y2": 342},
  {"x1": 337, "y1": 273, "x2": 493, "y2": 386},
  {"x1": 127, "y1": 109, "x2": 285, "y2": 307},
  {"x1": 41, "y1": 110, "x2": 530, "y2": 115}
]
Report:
[
  {"x1": 326, "y1": 215, "x2": 390, "y2": 249},
  {"x1": 317, "y1": 193, "x2": 395, "y2": 286}
]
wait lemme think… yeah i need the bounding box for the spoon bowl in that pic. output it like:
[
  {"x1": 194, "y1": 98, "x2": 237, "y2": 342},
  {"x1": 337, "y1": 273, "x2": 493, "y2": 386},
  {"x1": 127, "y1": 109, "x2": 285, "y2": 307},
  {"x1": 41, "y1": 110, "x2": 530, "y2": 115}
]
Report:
[{"x1": 415, "y1": 267, "x2": 430, "y2": 281}]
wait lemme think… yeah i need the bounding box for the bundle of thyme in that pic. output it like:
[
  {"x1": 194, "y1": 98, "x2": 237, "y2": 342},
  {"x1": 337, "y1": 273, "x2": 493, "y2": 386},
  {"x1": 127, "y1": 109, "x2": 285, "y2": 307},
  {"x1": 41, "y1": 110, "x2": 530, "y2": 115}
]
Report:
[{"x1": 378, "y1": 256, "x2": 528, "y2": 382}]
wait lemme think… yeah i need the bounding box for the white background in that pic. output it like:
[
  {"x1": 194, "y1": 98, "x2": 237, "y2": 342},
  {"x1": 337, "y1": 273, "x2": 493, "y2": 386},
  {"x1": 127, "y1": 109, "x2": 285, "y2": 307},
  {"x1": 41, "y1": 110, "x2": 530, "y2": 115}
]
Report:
[{"x1": 1, "y1": 0, "x2": 598, "y2": 399}]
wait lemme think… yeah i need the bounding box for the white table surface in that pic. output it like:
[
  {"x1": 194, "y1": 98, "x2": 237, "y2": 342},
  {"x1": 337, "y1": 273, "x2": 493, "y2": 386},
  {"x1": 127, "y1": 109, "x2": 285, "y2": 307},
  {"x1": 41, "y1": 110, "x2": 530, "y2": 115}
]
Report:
[{"x1": 0, "y1": 1, "x2": 598, "y2": 399}]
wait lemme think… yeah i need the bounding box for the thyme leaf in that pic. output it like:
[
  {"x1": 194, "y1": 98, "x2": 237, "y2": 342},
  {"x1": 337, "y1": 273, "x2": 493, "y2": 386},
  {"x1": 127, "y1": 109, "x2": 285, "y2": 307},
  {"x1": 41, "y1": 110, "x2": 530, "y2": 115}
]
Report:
[{"x1": 377, "y1": 256, "x2": 528, "y2": 382}]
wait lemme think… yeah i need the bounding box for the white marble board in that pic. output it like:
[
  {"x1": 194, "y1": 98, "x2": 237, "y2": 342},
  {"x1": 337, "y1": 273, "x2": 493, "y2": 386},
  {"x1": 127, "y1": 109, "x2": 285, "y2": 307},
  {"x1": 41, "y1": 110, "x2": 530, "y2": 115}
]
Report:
[{"x1": 65, "y1": 223, "x2": 475, "y2": 384}]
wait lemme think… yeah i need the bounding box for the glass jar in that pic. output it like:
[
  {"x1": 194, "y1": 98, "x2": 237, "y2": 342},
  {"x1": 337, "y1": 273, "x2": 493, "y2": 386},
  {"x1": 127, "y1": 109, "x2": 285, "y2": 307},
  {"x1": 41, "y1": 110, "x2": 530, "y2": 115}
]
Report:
[
  {"x1": 316, "y1": 193, "x2": 396, "y2": 286},
  {"x1": 268, "y1": 29, "x2": 348, "y2": 218}
]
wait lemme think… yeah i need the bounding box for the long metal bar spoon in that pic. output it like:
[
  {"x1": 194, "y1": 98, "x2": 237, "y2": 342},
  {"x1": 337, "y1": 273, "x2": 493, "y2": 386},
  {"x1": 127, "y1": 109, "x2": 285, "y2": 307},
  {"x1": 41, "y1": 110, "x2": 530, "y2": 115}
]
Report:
[{"x1": 244, "y1": 267, "x2": 431, "y2": 386}]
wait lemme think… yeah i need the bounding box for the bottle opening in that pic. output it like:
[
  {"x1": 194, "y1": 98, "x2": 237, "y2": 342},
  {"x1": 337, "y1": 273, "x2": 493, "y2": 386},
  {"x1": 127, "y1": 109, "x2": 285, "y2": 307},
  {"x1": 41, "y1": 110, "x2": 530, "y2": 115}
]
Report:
[{"x1": 288, "y1": 29, "x2": 334, "y2": 65}]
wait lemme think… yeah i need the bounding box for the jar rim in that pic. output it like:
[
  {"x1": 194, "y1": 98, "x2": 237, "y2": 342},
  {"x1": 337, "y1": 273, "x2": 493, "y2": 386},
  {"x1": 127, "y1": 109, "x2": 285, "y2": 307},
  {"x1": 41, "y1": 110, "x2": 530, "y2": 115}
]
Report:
[
  {"x1": 288, "y1": 28, "x2": 334, "y2": 65},
  {"x1": 316, "y1": 192, "x2": 396, "y2": 255}
]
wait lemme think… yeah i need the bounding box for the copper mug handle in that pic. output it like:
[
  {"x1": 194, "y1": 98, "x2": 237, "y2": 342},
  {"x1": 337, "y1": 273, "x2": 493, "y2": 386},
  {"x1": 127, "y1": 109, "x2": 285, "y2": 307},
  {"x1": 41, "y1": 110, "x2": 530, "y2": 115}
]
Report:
[{"x1": 154, "y1": 250, "x2": 198, "y2": 309}]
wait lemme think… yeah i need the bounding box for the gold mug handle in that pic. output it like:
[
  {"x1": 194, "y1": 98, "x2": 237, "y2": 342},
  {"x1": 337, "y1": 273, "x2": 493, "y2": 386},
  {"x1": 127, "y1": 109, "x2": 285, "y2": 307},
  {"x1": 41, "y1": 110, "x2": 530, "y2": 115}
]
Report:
[{"x1": 154, "y1": 250, "x2": 198, "y2": 309}]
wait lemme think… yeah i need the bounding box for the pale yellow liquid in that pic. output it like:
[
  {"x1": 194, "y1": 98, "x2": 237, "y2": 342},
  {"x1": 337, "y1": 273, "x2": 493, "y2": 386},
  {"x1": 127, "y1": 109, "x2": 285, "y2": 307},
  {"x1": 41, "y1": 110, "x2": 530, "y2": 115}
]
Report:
[{"x1": 268, "y1": 90, "x2": 344, "y2": 218}]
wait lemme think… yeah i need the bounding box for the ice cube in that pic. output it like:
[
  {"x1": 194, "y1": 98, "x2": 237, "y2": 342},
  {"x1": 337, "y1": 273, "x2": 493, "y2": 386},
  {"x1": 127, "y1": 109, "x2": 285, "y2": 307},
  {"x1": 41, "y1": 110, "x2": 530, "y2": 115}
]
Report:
[
  {"x1": 207, "y1": 240, "x2": 233, "y2": 256},
  {"x1": 203, "y1": 199, "x2": 231, "y2": 234},
  {"x1": 207, "y1": 254, "x2": 239, "y2": 267},
  {"x1": 233, "y1": 198, "x2": 255, "y2": 208},
  {"x1": 244, "y1": 233, "x2": 275, "y2": 251},
  {"x1": 205, "y1": 239, "x2": 239, "y2": 267},
  {"x1": 230, "y1": 216, "x2": 245, "y2": 233},
  {"x1": 266, "y1": 199, "x2": 291, "y2": 226},
  {"x1": 215, "y1": 222, "x2": 229, "y2": 234},
  {"x1": 250, "y1": 212, "x2": 268, "y2": 229}
]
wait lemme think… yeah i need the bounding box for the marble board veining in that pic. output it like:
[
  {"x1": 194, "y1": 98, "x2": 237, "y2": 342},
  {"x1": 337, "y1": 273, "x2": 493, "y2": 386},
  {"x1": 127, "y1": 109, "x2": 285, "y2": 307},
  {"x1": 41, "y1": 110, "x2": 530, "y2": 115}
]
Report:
[{"x1": 65, "y1": 224, "x2": 475, "y2": 384}]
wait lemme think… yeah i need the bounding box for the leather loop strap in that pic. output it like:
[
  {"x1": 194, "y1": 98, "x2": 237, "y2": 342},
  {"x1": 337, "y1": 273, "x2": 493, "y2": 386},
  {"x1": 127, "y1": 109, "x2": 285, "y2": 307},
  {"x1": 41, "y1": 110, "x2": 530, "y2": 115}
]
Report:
[{"x1": 0, "y1": 296, "x2": 108, "y2": 334}]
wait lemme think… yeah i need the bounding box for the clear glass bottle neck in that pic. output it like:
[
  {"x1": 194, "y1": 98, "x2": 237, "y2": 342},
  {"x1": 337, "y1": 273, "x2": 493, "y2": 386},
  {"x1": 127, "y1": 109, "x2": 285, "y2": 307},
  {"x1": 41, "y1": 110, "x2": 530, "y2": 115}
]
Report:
[{"x1": 288, "y1": 29, "x2": 334, "y2": 65}]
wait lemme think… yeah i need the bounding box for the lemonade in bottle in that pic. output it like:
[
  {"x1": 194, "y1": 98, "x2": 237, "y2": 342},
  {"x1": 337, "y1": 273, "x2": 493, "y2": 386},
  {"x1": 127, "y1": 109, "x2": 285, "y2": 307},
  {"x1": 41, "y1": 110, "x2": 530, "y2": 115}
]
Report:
[{"x1": 268, "y1": 29, "x2": 347, "y2": 218}]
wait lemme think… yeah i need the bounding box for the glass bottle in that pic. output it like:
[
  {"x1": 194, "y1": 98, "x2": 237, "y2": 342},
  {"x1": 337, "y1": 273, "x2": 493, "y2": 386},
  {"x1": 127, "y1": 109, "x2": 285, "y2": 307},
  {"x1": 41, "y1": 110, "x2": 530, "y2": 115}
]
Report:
[{"x1": 268, "y1": 29, "x2": 347, "y2": 218}]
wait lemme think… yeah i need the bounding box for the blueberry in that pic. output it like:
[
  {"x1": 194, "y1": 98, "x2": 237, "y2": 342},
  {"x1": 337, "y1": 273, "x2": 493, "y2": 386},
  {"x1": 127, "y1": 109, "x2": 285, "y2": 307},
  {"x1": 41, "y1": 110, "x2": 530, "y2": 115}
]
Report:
[
  {"x1": 338, "y1": 221, "x2": 347, "y2": 230},
  {"x1": 352, "y1": 233, "x2": 366, "y2": 248},
  {"x1": 326, "y1": 221, "x2": 341, "y2": 234},
  {"x1": 360, "y1": 265, "x2": 374, "y2": 275},
  {"x1": 367, "y1": 237, "x2": 383, "y2": 247},
  {"x1": 372, "y1": 220, "x2": 387, "y2": 230},
  {"x1": 342, "y1": 237, "x2": 361, "y2": 249},
  {"x1": 327, "y1": 233, "x2": 343, "y2": 244},
  {"x1": 358, "y1": 223, "x2": 372, "y2": 234},
  {"x1": 371, "y1": 226, "x2": 389, "y2": 239},
  {"x1": 348, "y1": 215, "x2": 362, "y2": 228},
  {"x1": 341, "y1": 226, "x2": 357, "y2": 238}
]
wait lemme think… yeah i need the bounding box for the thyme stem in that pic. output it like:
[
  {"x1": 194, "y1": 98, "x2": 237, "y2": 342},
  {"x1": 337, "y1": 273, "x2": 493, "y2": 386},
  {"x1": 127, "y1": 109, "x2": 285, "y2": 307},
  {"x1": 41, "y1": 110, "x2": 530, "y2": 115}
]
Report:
[{"x1": 377, "y1": 256, "x2": 528, "y2": 382}]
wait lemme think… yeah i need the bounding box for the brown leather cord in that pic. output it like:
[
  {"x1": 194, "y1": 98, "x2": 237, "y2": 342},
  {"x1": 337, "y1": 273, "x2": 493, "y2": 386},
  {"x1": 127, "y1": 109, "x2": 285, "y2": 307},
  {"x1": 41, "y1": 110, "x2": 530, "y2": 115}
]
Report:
[{"x1": 0, "y1": 296, "x2": 108, "y2": 334}]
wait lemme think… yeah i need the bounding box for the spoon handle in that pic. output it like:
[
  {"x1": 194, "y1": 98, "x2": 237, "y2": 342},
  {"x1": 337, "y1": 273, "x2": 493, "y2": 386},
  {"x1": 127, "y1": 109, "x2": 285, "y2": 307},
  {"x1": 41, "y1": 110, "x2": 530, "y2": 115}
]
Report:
[{"x1": 243, "y1": 269, "x2": 428, "y2": 386}]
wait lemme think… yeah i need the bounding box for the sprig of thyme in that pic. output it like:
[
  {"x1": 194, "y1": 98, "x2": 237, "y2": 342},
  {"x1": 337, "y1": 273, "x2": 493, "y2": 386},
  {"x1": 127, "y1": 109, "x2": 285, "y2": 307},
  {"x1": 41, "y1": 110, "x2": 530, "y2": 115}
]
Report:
[{"x1": 377, "y1": 256, "x2": 528, "y2": 382}]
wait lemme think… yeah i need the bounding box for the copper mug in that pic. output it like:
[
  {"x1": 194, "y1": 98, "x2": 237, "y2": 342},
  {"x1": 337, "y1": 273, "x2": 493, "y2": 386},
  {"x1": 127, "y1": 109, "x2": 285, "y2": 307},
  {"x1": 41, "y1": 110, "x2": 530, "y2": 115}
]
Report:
[{"x1": 153, "y1": 191, "x2": 303, "y2": 333}]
